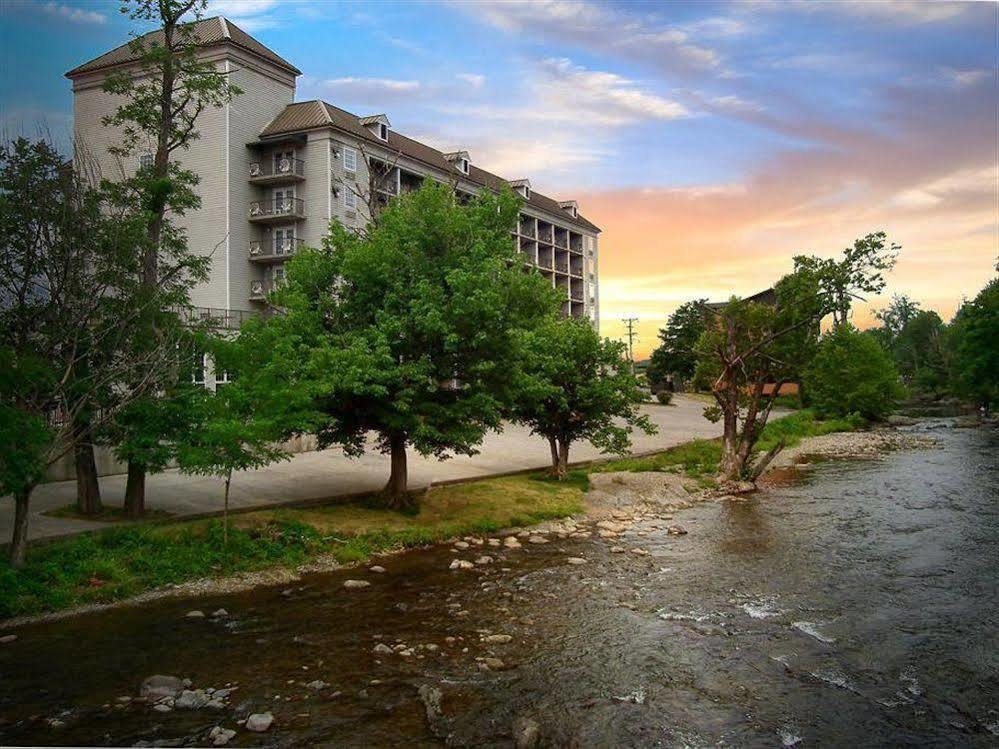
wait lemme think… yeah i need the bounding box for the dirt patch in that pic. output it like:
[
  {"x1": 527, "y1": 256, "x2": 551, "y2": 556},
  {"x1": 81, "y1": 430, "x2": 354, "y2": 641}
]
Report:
[{"x1": 585, "y1": 471, "x2": 704, "y2": 517}]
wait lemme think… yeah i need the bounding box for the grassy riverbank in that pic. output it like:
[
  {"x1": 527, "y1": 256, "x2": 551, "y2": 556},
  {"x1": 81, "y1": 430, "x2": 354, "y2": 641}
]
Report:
[
  {"x1": 595, "y1": 410, "x2": 861, "y2": 479},
  {"x1": 0, "y1": 473, "x2": 585, "y2": 619},
  {"x1": 0, "y1": 410, "x2": 857, "y2": 621}
]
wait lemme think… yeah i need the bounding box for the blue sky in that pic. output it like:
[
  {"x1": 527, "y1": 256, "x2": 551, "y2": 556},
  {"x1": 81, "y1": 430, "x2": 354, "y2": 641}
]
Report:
[{"x1": 1, "y1": 0, "x2": 996, "y2": 352}]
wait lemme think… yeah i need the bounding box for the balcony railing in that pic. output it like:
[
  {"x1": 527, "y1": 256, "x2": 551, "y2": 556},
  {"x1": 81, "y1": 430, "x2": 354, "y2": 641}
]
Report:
[
  {"x1": 249, "y1": 237, "x2": 304, "y2": 261},
  {"x1": 248, "y1": 157, "x2": 305, "y2": 183},
  {"x1": 249, "y1": 279, "x2": 285, "y2": 300},
  {"x1": 174, "y1": 306, "x2": 258, "y2": 330},
  {"x1": 248, "y1": 198, "x2": 305, "y2": 222}
]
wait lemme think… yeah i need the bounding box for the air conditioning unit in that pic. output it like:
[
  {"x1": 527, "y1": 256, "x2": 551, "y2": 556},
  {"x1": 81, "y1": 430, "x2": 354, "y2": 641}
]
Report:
[
  {"x1": 250, "y1": 280, "x2": 264, "y2": 295},
  {"x1": 250, "y1": 204, "x2": 262, "y2": 216},
  {"x1": 249, "y1": 162, "x2": 261, "y2": 176},
  {"x1": 249, "y1": 242, "x2": 261, "y2": 255},
  {"x1": 278, "y1": 158, "x2": 291, "y2": 173}
]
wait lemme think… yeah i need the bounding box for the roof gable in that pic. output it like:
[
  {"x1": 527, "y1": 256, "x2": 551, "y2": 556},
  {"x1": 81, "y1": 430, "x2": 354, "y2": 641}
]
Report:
[{"x1": 65, "y1": 16, "x2": 300, "y2": 78}]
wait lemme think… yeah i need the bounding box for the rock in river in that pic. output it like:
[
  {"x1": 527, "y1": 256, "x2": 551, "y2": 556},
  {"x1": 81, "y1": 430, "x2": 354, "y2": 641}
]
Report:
[
  {"x1": 209, "y1": 726, "x2": 236, "y2": 746},
  {"x1": 369, "y1": 565, "x2": 387, "y2": 573},
  {"x1": 373, "y1": 643, "x2": 393, "y2": 655},
  {"x1": 503, "y1": 536, "x2": 522, "y2": 549},
  {"x1": 174, "y1": 689, "x2": 210, "y2": 710},
  {"x1": 449, "y1": 559, "x2": 474, "y2": 570},
  {"x1": 245, "y1": 712, "x2": 274, "y2": 732},
  {"x1": 184, "y1": 610, "x2": 205, "y2": 619},
  {"x1": 141, "y1": 675, "x2": 185, "y2": 700},
  {"x1": 666, "y1": 524, "x2": 688, "y2": 536},
  {"x1": 566, "y1": 557, "x2": 587, "y2": 565},
  {"x1": 343, "y1": 579, "x2": 371, "y2": 589},
  {"x1": 0, "y1": 634, "x2": 17, "y2": 644},
  {"x1": 482, "y1": 634, "x2": 513, "y2": 644},
  {"x1": 513, "y1": 716, "x2": 541, "y2": 749}
]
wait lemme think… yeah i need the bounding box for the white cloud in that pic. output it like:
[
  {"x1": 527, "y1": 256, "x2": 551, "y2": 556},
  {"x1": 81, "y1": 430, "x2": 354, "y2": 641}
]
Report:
[
  {"x1": 939, "y1": 67, "x2": 991, "y2": 88},
  {"x1": 891, "y1": 165, "x2": 998, "y2": 208},
  {"x1": 762, "y1": 0, "x2": 979, "y2": 25},
  {"x1": 457, "y1": 73, "x2": 486, "y2": 89},
  {"x1": 40, "y1": 2, "x2": 106, "y2": 24},
  {"x1": 456, "y1": 0, "x2": 724, "y2": 76},
  {"x1": 205, "y1": 0, "x2": 281, "y2": 30},
  {"x1": 318, "y1": 77, "x2": 422, "y2": 102},
  {"x1": 680, "y1": 16, "x2": 751, "y2": 39}
]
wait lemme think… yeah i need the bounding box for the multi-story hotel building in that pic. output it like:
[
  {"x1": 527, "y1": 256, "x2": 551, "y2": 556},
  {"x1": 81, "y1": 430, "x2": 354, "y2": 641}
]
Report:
[{"x1": 66, "y1": 17, "x2": 601, "y2": 331}]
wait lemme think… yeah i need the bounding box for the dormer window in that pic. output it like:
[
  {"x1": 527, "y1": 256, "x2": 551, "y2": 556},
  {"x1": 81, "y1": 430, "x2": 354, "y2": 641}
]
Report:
[
  {"x1": 510, "y1": 178, "x2": 531, "y2": 200},
  {"x1": 445, "y1": 150, "x2": 471, "y2": 176},
  {"x1": 559, "y1": 200, "x2": 579, "y2": 219},
  {"x1": 360, "y1": 114, "x2": 391, "y2": 141}
]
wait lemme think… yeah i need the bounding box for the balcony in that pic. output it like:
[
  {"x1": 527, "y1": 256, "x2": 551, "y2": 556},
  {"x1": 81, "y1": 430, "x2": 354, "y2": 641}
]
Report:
[
  {"x1": 249, "y1": 278, "x2": 286, "y2": 302},
  {"x1": 248, "y1": 198, "x2": 305, "y2": 223},
  {"x1": 249, "y1": 236, "x2": 304, "y2": 263},
  {"x1": 248, "y1": 157, "x2": 305, "y2": 185}
]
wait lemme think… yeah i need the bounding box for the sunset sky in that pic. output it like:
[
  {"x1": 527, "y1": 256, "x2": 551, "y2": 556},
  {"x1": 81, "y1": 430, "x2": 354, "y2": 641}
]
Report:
[{"x1": 2, "y1": 0, "x2": 995, "y2": 357}]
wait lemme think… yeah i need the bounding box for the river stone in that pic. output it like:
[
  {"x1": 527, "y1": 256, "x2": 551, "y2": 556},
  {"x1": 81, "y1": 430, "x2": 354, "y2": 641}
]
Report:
[
  {"x1": 503, "y1": 537, "x2": 522, "y2": 549},
  {"x1": 343, "y1": 579, "x2": 370, "y2": 589},
  {"x1": 141, "y1": 675, "x2": 185, "y2": 700},
  {"x1": 373, "y1": 643, "x2": 393, "y2": 655},
  {"x1": 185, "y1": 610, "x2": 205, "y2": 619},
  {"x1": 152, "y1": 703, "x2": 173, "y2": 713},
  {"x1": 209, "y1": 727, "x2": 236, "y2": 746},
  {"x1": 175, "y1": 689, "x2": 210, "y2": 710},
  {"x1": 566, "y1": 557, "x2": 587, "y2": 565},
  {"x1": 417, "y1": 684, "x2": 443, "y2": 722},
  {"x1": 527, "y1": 535, "x2": 549, "y2": 544},
  {"x1": 0, "y1": 634, "x2": 17, "y2": 644},
  {"x1": 245, "y1": 712, "x2": 274, "y2": 732},
  {"x1": 513, "y1": 716, "x2": 541, "y2": 749},
  {"x1": 211, "y1": 608, "x2": 229, "y2": 618},
  {"x1": 482, "y1": 634, "x2": 513, "y2": 644},
  {"x1": 475, "y1": 555, "x2": 494, "y2": 565},
  {"x1": 369, "y1": 565, "x2": 387, "y2": 573},
  {"x1": 610, "y1": 546, "x2": 626, "y2": 553},
  {"x1": 449, "y1": 559, "x2": 474, "y2": 570},
  {"x1": 453, "y1": 540, "x2": 470, "y2": 549},
  {"x1": 596, "y1": 520, "x2": 627, "y2": 533},
  {"x1": 306, "y1": 680, "x2": 328, "y2": 691},
  {"x1": 666, "y1": 524, "x2": 688, "y2": 536},
  {"x1": 487, "y1": 538, "x2": 501, "y2": 546},
  {"x1": 630, "y1": 548, "x2": 650, "y2": 556},
  {"x1": 482, "y1": 657, "x2": 506, "y2": 670}
]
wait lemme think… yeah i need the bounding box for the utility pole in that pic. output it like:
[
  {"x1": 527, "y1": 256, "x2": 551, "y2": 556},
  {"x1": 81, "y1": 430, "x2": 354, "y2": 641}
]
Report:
[{"x1": 621, "y1": 317, "x2": 638, "y2": 374}]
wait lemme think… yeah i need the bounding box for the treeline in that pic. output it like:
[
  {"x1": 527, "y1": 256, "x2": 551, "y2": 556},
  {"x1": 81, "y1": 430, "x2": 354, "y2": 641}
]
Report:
[
  {"x1": 648, "y1": 235, "x2": 996, "y2": 481},
  {"x1": 0, "y1": 2, "x2": 652, "y2": 567}
]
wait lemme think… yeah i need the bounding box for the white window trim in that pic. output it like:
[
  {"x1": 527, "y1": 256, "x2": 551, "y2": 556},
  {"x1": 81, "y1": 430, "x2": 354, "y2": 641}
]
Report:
[{"x1": 343, "y1": 146, "x2": 357, "y2": 173}]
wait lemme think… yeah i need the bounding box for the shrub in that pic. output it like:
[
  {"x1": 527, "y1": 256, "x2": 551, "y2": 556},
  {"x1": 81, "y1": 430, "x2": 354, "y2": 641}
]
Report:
[
  {"x1": 804, "y1": 324, "x2": 902, "y2": 421},
  {"x1": 656, "y1": 390, "x2": 673, "y2": 405}
]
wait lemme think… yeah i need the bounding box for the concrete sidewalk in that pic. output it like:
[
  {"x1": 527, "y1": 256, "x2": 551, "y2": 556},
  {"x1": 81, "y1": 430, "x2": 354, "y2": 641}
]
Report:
[{"x1": 3, "y1": 396, "x2": 722, "y2": 543}]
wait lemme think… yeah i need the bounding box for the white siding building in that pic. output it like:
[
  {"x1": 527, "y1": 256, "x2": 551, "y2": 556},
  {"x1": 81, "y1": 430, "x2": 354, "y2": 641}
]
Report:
[{"x1": 67, "y1": 17, "x2": 601, "y2": 329}]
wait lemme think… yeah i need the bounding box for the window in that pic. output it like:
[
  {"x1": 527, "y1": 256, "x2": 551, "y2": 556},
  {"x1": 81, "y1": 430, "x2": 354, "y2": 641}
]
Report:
[
  {"x1": 191, "y1": 352, "x2": 206, "y2": 385},
  {"x1": 139, "y1": 153, "x2": 154, "y2": 170},
  {"x1": 524, "y1": 186, "x2": 531, "y2": 199},
  {"x1": 344, "y1": 188, "x2": 357, "y2": 210},
  {"x1": 343, "y1": 147, "x2": 357, "y2": 173},
  {"x1": 459, "y1": 157, "x2": 469, "y2": 174},
  {"x1": 379, "y1": 123, "x2": 388, "y2": 140}
]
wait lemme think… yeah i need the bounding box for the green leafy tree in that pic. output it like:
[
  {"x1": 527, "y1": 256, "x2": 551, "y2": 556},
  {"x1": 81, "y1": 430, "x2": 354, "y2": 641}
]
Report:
[
  {"x1": 950, "y1": 278, "x2": 998, "y2": 410},
  {"x1": 893, "y1": 310, "x2": 951, "y2": 394},
  {"x1": 273, "y1": 182, "x2": 557, "y2": 506},
  {"x1": 512, "y1": 317, "x2": 656, "y2": 479},
  {"x1": 647, "y1": 299, "x2": 708, "y2": 390},
  {"x1": 175, "y1": 327, "x2": 321, "y2": 543},
  {"x1": 805, "y1": 324, "x2": 902, "y2": 421},
  {"x1": 98, "y1": 0, "x2": 240, "y2": 516},
  {"x1": 0, "y1": 139, "x2": 190, "y2": 563},
  {"x1": 872, "y1": 293, "x2": 921, "y2": 351},
  {"x1": 695, "y1": 234, "x2": 895, "y2": 482}
]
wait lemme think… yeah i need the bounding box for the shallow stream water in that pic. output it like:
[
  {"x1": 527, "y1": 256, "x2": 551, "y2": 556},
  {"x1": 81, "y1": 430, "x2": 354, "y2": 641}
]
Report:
[{"x1": 1, "y1": 422, "x2": 996, "y2": 747}]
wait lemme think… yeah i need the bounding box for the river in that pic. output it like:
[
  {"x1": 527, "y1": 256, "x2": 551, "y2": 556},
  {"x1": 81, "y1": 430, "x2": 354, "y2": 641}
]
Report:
[{"x1": 0, "y1": 422, "x2": 996, "y2": 747}]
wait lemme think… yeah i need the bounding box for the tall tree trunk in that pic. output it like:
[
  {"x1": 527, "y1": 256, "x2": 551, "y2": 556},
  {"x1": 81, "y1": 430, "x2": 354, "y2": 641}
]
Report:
[
  {"x1": 123, "y1": 460, "x2": 146, "y2": 518},
  {"x1": 556, "y1": 438, "x2": 570, "y2": 481},
  {"x1": 548, "y1": 435, "x2": 560, "y2": 475},
  {"x1": 10, "y1": 485, "x2": 34, "y2": 568},
  {"x1": 719, "y1": 386, "x2": 742, "y2": 481},
  {"x1": 74, "y1": 418, "x2": 102, "y2": 516},
  {"x1": 384, "y1": 432, "x2": 408, "y2": 504},
  {"x1": 223, "y1": 472, "x2": 231, "y2": 546}
]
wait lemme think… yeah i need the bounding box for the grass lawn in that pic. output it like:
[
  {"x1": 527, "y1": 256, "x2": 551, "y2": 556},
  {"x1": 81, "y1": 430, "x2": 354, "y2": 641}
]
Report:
[{"x1": 0, "y1": 472, "x2": 586, "y2": 620}]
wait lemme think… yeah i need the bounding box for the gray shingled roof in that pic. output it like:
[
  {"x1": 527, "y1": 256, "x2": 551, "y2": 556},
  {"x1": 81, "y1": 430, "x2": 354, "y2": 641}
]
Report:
[
  {"x1": 65, "y1": 16, "x2": 300, "y2": 78},
  {"x1": 260, "y1": 100, "x2": 601, "y2": 233}
]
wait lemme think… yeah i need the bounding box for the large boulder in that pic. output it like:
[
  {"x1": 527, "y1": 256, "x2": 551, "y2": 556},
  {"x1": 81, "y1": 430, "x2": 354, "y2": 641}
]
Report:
[
  {"x1": 140, "y1": 675, "x2": 185, "y2": 700},
  {"x1": 245, "y1": 712, "x2": 274, "y2": 732}
]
